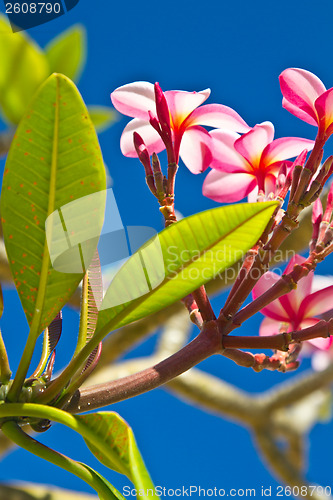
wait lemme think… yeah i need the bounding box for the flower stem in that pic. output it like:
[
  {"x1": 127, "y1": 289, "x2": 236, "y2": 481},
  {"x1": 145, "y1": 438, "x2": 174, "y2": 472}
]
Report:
[
  {"x1": 191, "y1": 286, "x2": 216, "y2": 321},
  {"x1": 223, "y1": 319, "x2": 332, "y2": 350}
]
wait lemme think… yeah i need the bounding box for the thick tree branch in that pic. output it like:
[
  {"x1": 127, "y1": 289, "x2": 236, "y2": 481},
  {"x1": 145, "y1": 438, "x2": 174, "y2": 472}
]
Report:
[
  {"x1": 64, "y1": 318, "x2": 333, "y2": 413},
  {"x1": 65, "y1": 321, "x2": 223, "y2": 413}
]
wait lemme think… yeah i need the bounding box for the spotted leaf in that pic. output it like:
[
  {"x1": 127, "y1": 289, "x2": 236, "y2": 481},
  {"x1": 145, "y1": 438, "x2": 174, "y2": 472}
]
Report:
[
  {"x1": 1, "y1": 73, "x2": 106, "y2": 336},
  {"x1": 76, "y1": 412, "x2": 156, "y2": 499}
]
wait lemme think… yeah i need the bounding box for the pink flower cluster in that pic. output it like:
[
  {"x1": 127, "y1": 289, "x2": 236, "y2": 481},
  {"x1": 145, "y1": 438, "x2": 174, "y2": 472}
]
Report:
[{"x1": 110, "y1": 69, "x2": 333, "y2": 202}]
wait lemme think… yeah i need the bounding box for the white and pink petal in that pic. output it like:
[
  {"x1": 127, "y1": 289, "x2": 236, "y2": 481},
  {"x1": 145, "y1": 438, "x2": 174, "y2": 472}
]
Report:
[
  {"x1": 165, "y1": 89, "x2": 210, "y2": 128},
  {"x1": 185, "y1": 104, "x2": 250, "y2": 133},
  {"x1": 120, "y1": 118, "x2": 165, "y2": 157},
  {"x1": 281, "y1": 254, "x2": 313, "y2": 308},
  {"x1": 259, "y1": 316, "x2": 285, "y2": 337},
  {"x1": 264, "y1": 173, "x2": 277, "y2": 196},
  {"x1": 209, "y1": 130, "x2": 251, "y2": 173},
  {"x1": 252, "y1": 271, "x2": 291, "y2": 322},
  {"x1": 281, "y1": 98, "x2": 318, "y2": 126},
  {"x1": 202, "y1": 170, "x2": 256, "y2": 203},
  {"x1": 234, "y1": 122, "x2": 275, "y2": 168},
  {"x1": 314, "y1": 87, "x2": 333, "y2": 133},
  {"x1": 279, "y1": 68, "x2": 325, "y2": 123},
  {"x1": 111, "y1": 82, "x2": 156, "y2": 120},
  {"x1": 261, "y1": 137, "x2": 314, "y2": 167},
  {"x1": 179, "y1": 126, "x2": 213, "y2": 174},
  {"x1": 300, "y1": 285, "x2": 333, "y2": 319}
]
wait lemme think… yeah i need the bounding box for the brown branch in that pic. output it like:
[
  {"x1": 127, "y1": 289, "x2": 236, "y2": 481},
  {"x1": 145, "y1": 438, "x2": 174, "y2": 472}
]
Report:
[
  {"x1": 191, "y1": 285, "x2": 216, "y2": 321},
  {"x1": 223, "y1": 320, "x2": 333, "y2": 350},
  {"x1": 65, "y1": 321, "x2": 222, "y2": 413},
  {"x1": 64, "y1": 318, "x2": 333, "y2": 414}
]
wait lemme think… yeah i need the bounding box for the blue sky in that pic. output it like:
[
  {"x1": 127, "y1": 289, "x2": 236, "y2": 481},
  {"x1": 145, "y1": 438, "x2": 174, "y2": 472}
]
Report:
[{"x1": 0, "y1": 0, "x2": 333, "y2": 496}]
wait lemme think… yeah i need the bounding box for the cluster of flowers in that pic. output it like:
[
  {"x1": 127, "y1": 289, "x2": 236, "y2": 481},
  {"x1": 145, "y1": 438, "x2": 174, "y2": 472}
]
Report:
[
  {"x1": 111, "y1": 68, "x2": 333, "y2": 368},
  {"x1": 111, "y1": 68, "x2": 333, "y2": 203}
]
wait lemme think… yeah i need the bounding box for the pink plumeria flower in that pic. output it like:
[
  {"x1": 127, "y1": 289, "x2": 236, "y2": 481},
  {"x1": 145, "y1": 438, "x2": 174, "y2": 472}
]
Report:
[
  {"x1": 252, "y1": 254, "x2": 333, "y2": 352},
  {"x1": 202, "y1": 121, "x2": 314, "y2": 203},
  {"x1": 111, "y1": 81, "x2": 250, "y2": 174},
  {"x1": 279, "y1": 68, "x2": 333, "y2": 138}
]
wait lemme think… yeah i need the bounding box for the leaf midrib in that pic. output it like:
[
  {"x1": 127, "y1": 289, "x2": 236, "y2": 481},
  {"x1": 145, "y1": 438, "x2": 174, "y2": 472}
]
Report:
[{"x1": 30, "y1": 76, "x2": 60, "y2": 338}]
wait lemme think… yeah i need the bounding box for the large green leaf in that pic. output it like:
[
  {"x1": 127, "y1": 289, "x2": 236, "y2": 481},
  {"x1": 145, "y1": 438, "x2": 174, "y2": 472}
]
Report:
[
  {"x1": 45, "y1": 25, "x2": 86, "y2": 82},
  {"x1": 1, "y1": 73, "x2": 106, "y2": 333},
  {"x1": 94, "y1": 201, "x2": 278, "y2": 338},
  {"x1": 0, "y1": 15, "x2": 49, "y2": 124},
  {"x1": 77, "y1": 412, "x2": 157, "y2": 499}
]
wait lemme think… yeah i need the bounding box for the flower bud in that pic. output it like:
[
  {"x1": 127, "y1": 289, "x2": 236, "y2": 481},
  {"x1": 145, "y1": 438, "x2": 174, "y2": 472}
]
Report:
[
  {"x1": 154, "y1": 82, "x2": 172, "y2": 138},
  {"x1": 133, "y1": 132, "x2": 153, "y2": 176},
  {"x1": 148, "y1": 111, "x2": 161, "y2": 134},
  {"x1": 133, "y1": 133, "x2": 156, "y2": 195}
]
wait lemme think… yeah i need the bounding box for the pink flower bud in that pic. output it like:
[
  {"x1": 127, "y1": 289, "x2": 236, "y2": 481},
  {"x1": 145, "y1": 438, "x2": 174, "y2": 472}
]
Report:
[
  {"x1": 133, "y1": 132, "x2": 153, "y2": 175},
  {"x1": 148, "y1": 111, "x2": 161, "y2": 133},
  {"x1": 133, "y1": 133, "x2": 157, "y2": 195},
  {"x1": 154, "y1": 82, "x2": 171, "y2": 137}
]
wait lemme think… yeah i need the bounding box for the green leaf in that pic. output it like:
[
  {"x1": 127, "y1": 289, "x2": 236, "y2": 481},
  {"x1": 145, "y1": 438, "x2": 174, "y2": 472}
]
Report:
[
  {"x1": 1, "y1": 419, "x2": 123, "y2": 500},
  {"x1": 0, "y1": 15, "x2": 49, "y2": 124},
  {"x1": 0, "y1": 404, "x2": 149, "y2": 500},
  {"x1": 1, "y1": 73, "x2": 106, "y2": 334},
  {"x1": 45, "y1": 25, "x2": 86, "y2": 82},
  {"x1": 95, "y1": 201, "x2": 278, "y2": 338},
  {"x1": 77, "y1": 463, "x2": 125, "y2": 500},
  {"x1": 88, "y1": 106, "x2": 117, "y2": 133},
  {"x1": 77, "y1": 412, "x2": 157, "y2": 499}
]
